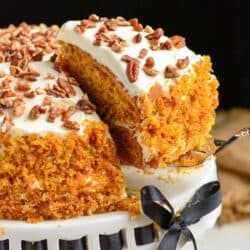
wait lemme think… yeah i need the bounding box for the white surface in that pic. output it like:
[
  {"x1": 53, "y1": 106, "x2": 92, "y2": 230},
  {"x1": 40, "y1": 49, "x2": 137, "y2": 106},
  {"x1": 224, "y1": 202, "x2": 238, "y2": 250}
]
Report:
[
  {"x1": 123, "y1": 157, "x2": 217, "y2": 210},
  {"x1": 198, "y1": 220, "x2": 250, "y2": 250}
]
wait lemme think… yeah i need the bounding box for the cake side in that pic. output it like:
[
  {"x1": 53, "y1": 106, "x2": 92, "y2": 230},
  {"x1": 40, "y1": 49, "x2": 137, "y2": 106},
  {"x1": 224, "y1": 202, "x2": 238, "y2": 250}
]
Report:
[
  {"x1": 56, "y1": 15, "x2": 219, "y2": 168},
  {"x1": 0, "y1": 59, "x2": 126, "y2": 222}
]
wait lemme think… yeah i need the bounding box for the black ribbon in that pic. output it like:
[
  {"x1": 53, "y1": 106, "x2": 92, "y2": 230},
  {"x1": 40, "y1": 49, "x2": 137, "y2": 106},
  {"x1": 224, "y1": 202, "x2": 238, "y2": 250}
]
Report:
[{"x1": 141, "y1": 181, "x2": 222, "y2": 250}]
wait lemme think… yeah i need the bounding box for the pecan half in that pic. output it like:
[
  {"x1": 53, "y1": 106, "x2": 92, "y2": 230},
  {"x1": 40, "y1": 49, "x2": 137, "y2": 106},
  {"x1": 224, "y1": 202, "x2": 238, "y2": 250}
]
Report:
[
  {"x1": 169, "y1": 35, "x2": 186, "y2": 49},
  {"x1": 127, "y1": 60, "x2": 140, "y2": 83},
  {"x1": 164, "y1": 66, "x2": 180, "y2": 78},
  {"x1": 104, "y1": 20, "x2": 118, "y2": 31},
  {"x1": 176, "y1": 56, "x2": 190, "y2": 69}
]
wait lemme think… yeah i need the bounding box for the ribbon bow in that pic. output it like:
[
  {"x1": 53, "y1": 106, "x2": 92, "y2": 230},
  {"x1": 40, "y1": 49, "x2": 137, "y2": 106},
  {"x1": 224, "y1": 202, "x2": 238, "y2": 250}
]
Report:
[{"x1": 141, "y1": 181, "x2": 222, "y2": 250}]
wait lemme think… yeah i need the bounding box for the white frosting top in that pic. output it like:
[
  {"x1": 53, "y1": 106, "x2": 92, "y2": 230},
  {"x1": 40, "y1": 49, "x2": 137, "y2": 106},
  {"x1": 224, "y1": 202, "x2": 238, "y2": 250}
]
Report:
[
  {"x1": 0, "y1": 61, "x2": 100, "y2": 136},
  {"x1": 57, "y1": 20, "x2": 201, "y2": 97}
]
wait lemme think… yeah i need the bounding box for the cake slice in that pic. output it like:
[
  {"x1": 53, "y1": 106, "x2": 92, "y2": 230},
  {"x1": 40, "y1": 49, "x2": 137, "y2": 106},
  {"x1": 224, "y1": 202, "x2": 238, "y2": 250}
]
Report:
[
  {"x1": 56, "y1": 15, "x2": 219, "y2": 168},
  {"x1": 0, "y1": 60, "x2": 126, "y2": 222}
]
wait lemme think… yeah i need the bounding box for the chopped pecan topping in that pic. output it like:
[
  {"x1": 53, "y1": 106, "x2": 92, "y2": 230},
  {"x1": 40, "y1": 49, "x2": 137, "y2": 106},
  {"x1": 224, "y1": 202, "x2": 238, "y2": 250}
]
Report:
[
  {"x1": 138, "y1": 48, "x2": 148, "y2": 59},
  {"x1": 176, "y1": 56, "x2": 190, "y2": 69},
  {"x1": 0, "y1": 90, "x2": 16, "y2": 98},
  {"x1": 133, "y1": 33, "x2": 142, "y2": 43},
  {"x1": 35, "y1": 87, "x2": 46, "y2": 95},
  {"x1": 0, "y1": 104, "x2": 4, "y2": 115},
  {"x1": 111, "y1": 43, "x2": 124, "y2": 53},
  {"x1": 16, "y1": 81, "x2": 31, "y2": 91},
  {"x1": 9, "y1": 65, "x2": 22, "y2": 77},
  {"x1": 88, "y1": 14, "x2": 100, "y2": 22},
  {"x1": 63, "y1": 120, "x2": 80, "y2": 130},
  {"x1": 1, "y1": 78, "x2": 11, "y2": 88},
  {"x1": 18, "y1": 69, "x2": 40, "y2": 81},
  {"x1": 122, "y1": 55, "x2": 139, "y2": 63},
  {"x1": 169, "y1": 35, "x2": 186, "y2": 49},
  {"x1": 48, "y1": 106, "x2": 65, "y2": 122},
  {"x1": 146, "y1": 28, "x2": 164, "y2": 40},
  {"x1": 62, "y1": 106, "x2": 76, "y2": 121},
  {"x1": 57, "y1": 77, "x2": 76, "y2": 97},
  {"x1": 164, "y1": 65, "x2": 180, "y2": 78},
  {"x1": 0, "y1": 114, "x2": 13, "y2": 133},
  {"x1": 145, "y1": 57, "x2": 155, "y2": 68},
  {"x1": 0, "y1": 23, "x2": 59, "y2": 66},
  {"x1": 160, "y1": 40, "x2": 173, "y2": 50},
  {"x1": 13, "y1": 99, "x2": 25, "y2": 117},
  {"x1": 74, "y1": 25, "x2": 86, "y2": 34},
  {"x1": 143, "y1": 66, "x2": 159, "y2": 77},
  {"x1": 77, "y1": 97, "x2": 96, "y2": 114},
  {"x1": 104, "y1": 20, "x2": 118, "y2": 31},
  {"x1": 29, "y1": 105, "x2": 44, "y2": 119},
  {"x1": 129, "y1": 18, "x2": 143, "y2": 31},
  {"x1": 0, "y1": 97, "x2": 15, "y2": 108},
  {"x1": 80, "y1": 19, "x2": 97, "y2": 28},
  {"x1": 24, "y1": 91, "x2": 36, "y2": 98},
  {"x1": 42, "y1": 96, "x2": 52, "y2": 106},
  {"x1": 144, "y1": 25, "x2": 154, "y2": 33}
]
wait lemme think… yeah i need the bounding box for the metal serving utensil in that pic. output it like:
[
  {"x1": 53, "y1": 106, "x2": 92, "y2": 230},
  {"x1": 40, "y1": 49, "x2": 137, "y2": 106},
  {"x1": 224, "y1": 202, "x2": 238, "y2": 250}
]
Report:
[{"x1": 172, "y1": 127, "x2": 250, "y2": 168}]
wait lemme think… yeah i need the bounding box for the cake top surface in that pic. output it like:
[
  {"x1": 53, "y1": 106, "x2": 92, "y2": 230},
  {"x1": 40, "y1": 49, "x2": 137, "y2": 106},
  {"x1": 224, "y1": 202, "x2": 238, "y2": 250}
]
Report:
[
  {"x1": 0, "y1": 61, "x2": 99, "y2": 135},
  {"x1": 0, "y1": 23, "x2": 99, "y2": 136},
  {"x1": 57, "y1": 15, "x2": 201, "y2": 97}
]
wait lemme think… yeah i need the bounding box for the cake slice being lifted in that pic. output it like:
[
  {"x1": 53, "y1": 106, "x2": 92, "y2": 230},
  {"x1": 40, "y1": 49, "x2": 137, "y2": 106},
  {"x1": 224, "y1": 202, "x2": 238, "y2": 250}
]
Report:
[{"x1": 56, "y1": 15, "x2": 219, "y2": 168}]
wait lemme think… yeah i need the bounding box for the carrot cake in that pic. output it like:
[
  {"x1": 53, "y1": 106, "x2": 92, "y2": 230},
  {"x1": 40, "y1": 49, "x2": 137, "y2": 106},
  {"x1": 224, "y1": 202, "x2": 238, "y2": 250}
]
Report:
[
  {"x1": 56, "y1": 15, "x2": 219, "y2": 169},
  {"x1": 0, "y1": 23, "x2": 126, "y2": 222}
]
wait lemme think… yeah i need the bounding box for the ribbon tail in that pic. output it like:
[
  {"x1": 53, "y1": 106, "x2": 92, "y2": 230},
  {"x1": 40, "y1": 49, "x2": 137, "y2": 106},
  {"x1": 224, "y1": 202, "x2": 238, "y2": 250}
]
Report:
[
  {"x1": 181, "y1": 227, "x2": 198, "y2": 250},
  {"x1": 158, "y1": 226, "x2": 181, "y2": 250}
]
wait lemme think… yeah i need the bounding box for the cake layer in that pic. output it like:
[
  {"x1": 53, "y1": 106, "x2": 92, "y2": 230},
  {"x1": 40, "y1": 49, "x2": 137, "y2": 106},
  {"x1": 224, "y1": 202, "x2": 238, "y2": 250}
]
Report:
[
  {"x1": 0, "y1": 60, "x2": 126, "y2": 222},
  {"x1": 56, "y1": 15, "x2": 219, "y2": 168}
]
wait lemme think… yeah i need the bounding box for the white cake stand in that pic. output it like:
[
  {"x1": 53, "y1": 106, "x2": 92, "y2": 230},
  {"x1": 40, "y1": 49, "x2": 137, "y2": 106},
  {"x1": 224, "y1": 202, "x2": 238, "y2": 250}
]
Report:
[{"x1": 0, "y1": 158, "x2": 221, "y2": 250}]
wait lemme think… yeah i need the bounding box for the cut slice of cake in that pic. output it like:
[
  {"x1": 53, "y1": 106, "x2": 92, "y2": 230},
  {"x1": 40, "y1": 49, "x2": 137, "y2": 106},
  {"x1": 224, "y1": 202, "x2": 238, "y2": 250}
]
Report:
[
  {"x1": 56, "y1": 15, "x2": 219, "y2": 168},
  {"x1": 0, "y1": 60, "x2": 126, "y2": 222}
]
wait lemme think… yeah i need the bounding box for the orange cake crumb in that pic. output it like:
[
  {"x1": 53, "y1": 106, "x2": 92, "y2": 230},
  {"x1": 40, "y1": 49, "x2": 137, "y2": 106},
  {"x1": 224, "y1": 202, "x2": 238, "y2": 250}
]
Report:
[{"x1": 0, "y1": 121, "x2": 126, "y2": 222}]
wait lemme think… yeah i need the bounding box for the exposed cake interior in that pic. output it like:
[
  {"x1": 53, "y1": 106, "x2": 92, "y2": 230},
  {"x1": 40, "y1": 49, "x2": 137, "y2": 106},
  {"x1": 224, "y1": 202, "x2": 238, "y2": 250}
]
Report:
[{"x1": 56, "y1": 15, "x2": 219, "y2": 168}]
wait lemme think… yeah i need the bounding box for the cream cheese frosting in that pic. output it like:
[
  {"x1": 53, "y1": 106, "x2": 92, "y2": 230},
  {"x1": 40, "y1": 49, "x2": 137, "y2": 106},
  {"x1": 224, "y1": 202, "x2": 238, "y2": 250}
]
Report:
[
  {"x1": 0, "y1": 61, "x2": 99, "y2": 136},
  {"x1": 57, "y1": 20, "x2": 201, "y2": 97}
]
